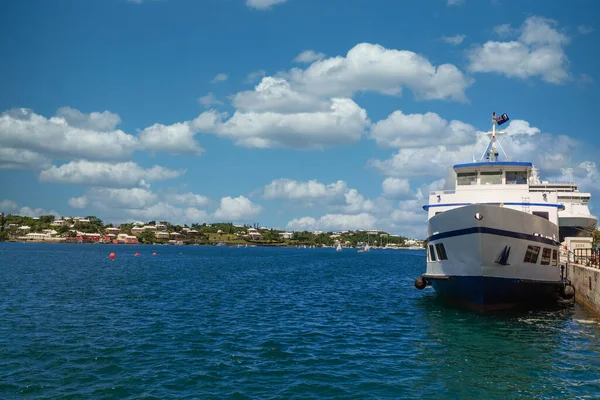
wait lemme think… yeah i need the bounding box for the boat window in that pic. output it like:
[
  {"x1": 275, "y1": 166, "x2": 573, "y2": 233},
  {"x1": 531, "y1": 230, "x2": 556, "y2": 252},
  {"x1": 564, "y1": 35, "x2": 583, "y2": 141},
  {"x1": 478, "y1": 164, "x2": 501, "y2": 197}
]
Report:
[
  {"x1": 506, "y1": 171, "x2": 528, "y2": 184},
  {"x1": 428, "y1": 244, "x2": 437, "y2": 261},
  {"x1": 480, "y1": 171, "x2": 502, "y2": 185},
  {"x1": 541, "y1": 248, "x2": 551, "y2": 265},
  {"x1": 435, "y1": 243, "x2": 448, "y2": 260},
  {"x1": 523, "y1": 245, "x2": 541, "y2": 264},
  {"x1": 552, "y1": 249, "x2": 558, "y2": 266},
  {"x1": 457, "y1": 172, "x2": 477, "y2": 186},
  {"x1": 532, "y1": 211, "x2": 549, "y2": 220}
]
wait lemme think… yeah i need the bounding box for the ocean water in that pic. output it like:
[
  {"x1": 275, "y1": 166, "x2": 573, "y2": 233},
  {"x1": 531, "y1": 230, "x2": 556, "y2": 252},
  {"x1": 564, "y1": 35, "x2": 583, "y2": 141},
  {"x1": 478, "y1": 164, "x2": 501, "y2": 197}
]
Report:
[{"x1": 0, "y1": 243, "x2": 599, "y2": 399}]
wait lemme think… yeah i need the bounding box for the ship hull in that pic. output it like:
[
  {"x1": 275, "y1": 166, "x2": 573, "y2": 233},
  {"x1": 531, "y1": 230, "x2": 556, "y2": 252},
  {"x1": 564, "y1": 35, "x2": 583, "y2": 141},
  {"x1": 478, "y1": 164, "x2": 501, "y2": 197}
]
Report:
[
  {"x1": 424, "y1": 204, "x2": 563, "y2": 311},
  {"x1": 558, "y1": 215, "x2": 598, "y2": 241}
]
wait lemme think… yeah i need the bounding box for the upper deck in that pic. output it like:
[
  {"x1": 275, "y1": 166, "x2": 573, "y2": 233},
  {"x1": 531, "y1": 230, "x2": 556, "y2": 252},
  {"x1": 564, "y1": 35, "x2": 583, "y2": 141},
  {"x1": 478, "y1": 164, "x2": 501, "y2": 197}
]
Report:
[{"x1": 453, "y1": 161, "x2": 532, "y2": 190}]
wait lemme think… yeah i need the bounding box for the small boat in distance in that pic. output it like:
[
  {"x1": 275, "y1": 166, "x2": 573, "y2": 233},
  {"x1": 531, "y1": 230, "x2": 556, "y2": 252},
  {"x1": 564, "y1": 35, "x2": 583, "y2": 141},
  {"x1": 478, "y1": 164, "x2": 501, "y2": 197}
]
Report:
[{"x1": 414, "y1": 112, "x2": 578, "y2": 311}]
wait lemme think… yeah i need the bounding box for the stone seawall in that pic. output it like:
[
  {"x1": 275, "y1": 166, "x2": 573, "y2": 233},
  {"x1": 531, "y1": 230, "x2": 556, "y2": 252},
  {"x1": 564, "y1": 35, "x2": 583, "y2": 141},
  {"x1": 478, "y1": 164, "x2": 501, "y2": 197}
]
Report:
[{"x1": 567, "y1": 263, "x2": 600, "y2": 315}]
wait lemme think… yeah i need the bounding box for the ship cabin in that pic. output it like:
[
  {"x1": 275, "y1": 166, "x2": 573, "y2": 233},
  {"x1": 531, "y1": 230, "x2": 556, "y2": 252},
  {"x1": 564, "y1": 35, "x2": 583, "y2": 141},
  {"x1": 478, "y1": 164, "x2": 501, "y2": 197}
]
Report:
[{"x1": 425, "y1": 161, "x2": 564, "y2": 226}]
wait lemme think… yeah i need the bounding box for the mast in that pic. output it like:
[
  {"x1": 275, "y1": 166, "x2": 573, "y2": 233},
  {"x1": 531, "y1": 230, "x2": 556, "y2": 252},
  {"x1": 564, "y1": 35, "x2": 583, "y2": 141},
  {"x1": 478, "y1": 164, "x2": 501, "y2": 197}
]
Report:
[{"x1": 478, "y1": 112, "x2": 510, "y2": 162}]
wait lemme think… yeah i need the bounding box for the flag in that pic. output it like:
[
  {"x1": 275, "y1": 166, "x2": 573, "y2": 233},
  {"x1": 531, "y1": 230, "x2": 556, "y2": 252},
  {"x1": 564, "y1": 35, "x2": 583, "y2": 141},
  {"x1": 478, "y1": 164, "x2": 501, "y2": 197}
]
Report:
[{"x1": 495, "y1": 113, "x2": 509, "y2": 125}]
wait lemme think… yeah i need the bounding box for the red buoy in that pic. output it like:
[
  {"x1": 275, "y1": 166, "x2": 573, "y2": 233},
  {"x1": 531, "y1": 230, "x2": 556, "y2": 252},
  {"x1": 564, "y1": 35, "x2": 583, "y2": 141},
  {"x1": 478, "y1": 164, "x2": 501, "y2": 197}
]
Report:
[
  {"x1": 152, "y1": 252, "x2": 156, "y2": 256},
  {"x1": 134, "y1": 252, "x2": 139, "y2": 257},
  {"x1": 109, "y1": 252, "x2": 115, "y2": 260}
]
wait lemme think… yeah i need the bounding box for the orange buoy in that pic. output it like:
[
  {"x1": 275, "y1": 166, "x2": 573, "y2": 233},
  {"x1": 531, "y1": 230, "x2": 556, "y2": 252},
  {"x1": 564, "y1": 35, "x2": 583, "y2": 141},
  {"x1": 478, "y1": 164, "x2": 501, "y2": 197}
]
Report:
[
  {"x1": 134, "y1": 252, "x2": 139, "y2": 257},
  {"x1": 109, "y1": 252, "x2": 115, "y2": 260}
]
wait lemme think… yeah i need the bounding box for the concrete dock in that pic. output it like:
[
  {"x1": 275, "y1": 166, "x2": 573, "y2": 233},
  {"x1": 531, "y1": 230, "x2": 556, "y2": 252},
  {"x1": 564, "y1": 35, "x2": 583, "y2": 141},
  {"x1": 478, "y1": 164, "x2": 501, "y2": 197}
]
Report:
[{"x1": 567, "y1": 262, "x2": 600, "y2": 315}]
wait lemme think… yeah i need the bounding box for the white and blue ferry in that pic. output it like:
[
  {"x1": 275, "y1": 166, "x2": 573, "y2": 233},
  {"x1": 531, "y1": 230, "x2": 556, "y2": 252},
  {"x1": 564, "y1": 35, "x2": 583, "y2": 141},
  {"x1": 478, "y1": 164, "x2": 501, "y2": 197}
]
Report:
[{"x1": 414, "y1": 112, "x2": 576, "y2": 311}]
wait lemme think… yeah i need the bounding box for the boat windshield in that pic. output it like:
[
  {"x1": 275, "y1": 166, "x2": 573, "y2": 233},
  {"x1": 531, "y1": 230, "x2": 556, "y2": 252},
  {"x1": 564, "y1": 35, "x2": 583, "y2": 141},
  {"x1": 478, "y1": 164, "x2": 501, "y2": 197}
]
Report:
[
  {"x1": 506, "y1": 171, "x2": 528, "y2": 184},
  {"x1": 457, "y1": 172, "x2": 477, "y2": 186}
]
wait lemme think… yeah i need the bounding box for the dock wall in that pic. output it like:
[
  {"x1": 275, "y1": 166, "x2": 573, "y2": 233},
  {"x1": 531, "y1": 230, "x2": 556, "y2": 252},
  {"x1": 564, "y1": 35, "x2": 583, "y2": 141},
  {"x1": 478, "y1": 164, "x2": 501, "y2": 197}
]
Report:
[{"x1": 567, "y1": 263, "x2": 600, "y2": 315}]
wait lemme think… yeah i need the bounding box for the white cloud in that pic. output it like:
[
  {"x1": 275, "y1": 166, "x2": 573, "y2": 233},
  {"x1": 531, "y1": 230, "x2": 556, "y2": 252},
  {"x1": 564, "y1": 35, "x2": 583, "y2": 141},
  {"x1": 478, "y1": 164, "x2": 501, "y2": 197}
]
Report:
[
  {"x1": 493, "y1": 24, "x2": 514, "y2": 38},
  {"x1": 287, "y1": 213, "x2": 378, "y2": 232},
  {"x1": 246, "y1": 69, "x2": 266, "y2": 83},
  {"x1": 286, "y1": 216, "x2": 317, "y2": 231},
  {"x1": 165, "y1": 192, "x2": 210, "y2": 207},
  {"x1": 263, "y1": 178, "x2": 347, "y2": 200},
  {"x1": 198, "y1": 92, "x2": 224, "y2": 107},
  {"x1": 0, "y1": 200, "x2": 19, "y2": 213},
  {"x1": 578, "y1": 25, "x2": 594, "y2": 35},
  {"x1": 468, "y1": 16, "x2": 571, "y2": 83},
  {"x1": 382, "y1": 178, "x2": 411, "y2": 198},
  {"x1": 56, "y1": 107, "x2": 121, "y2": 132},
  {"x1": 370, "y1": 115, "x2": 580, "y2": 180},
  {"x1": 39, "y1": 160, "x2": 185, "y2": 188},
  {"x1": 503, "y1": 119, "x2": 541, "y2": 136},
  {"x1": 83, "y1": 188, "x2": 158, "y2": 210},
  {"x1": 68, "y1": 196, "x2": 88, "y2": 209},
  {"x1": 287, "y1": 42, "x2": 472, "y2": 102},
  {"x1": 294, "y1": 50, "x2": 326, "y2": 63},
  {"x1": 138, "y1": 121, "x2": 204, "y2": 155},
  {"x1": 0, "y1": 148, "x2": 51, "y2": 170},
  {"x1": 0, "y1": 108, "x2": 139, "y2": 161},
  {"x1": 549, "y1": 161, "x2": 600, "y2": 194},
  {"x1": 210, "y1": 73, "x2": 228, "y2": 83},
  {"x1": 18, "y1": 206, "x2": 61, "y2": 219},
  {"x1": 208, "y1": 96, "x2": 369, "y2": 149},
  {"x1": 370, "y1": 110, "x2": 476, "y2": 148},
  {"x1": 212, "y1": 195, "x2": 262, "y2": 221},
  {"x1": 442, "y1": 34, "x2": 466, "y2": 45},
  {"x1": 232, "y1": 77, "x2": 328, "y2": 113},
  {"x1": 246, "y1": 0, "x2": 287, "y2": 10},
  {"x1": 127, "y1": 202, "x2": 209, "y2": 225}
]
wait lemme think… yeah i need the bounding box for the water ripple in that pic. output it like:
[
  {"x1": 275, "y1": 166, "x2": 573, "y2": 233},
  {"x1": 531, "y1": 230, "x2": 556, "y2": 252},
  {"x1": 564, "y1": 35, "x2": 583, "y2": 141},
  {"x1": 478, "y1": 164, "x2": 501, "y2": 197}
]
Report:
[{"x1": 0, "y1": 243, "x2": 599, "y2": 399}]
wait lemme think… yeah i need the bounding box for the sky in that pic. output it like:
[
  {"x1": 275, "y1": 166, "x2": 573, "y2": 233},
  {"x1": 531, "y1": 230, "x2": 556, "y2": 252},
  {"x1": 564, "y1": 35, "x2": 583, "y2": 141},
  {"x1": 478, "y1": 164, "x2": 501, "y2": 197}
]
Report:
[{"x1": 0, "y1": 0, "x2": 598, "y2": 238}]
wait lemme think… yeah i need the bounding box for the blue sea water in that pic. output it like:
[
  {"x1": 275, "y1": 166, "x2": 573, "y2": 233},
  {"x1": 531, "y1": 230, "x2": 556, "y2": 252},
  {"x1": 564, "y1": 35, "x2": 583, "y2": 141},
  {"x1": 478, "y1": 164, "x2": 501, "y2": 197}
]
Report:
[{"x1": 0, "y1": 243, "x2": 599, "y2": 399}]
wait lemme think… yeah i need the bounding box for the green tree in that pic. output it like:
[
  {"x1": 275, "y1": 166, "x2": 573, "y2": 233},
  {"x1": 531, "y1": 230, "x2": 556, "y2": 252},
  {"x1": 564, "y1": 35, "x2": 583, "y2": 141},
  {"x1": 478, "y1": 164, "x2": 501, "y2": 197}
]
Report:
[
  {"x1": 138, "y1": 231, "x2": 156, "y2": 244},
  {"x1": 0, "y1": 231, "x2": 8, "y2": 242}
]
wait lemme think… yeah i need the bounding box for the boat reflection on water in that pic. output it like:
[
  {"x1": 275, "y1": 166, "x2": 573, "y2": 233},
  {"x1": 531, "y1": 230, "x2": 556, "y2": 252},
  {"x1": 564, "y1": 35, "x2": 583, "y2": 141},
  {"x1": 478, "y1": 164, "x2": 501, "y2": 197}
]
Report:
[{"x1": 411, "y1": 294, "x2": 600, "y2": 398}]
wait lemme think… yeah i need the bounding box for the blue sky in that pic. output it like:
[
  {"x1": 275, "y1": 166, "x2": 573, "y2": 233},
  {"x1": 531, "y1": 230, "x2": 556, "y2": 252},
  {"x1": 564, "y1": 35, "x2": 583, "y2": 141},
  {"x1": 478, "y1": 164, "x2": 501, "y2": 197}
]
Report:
[{"x1": 0, "y1": 0, "x2": 598, "y2": 237}]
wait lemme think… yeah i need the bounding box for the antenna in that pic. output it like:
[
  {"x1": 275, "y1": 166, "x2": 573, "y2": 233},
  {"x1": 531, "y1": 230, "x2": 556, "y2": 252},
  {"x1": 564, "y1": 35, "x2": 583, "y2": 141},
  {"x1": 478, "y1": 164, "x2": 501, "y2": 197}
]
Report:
[{"x1": 479, "y1": 112, "x2": 510, "y2": 162}]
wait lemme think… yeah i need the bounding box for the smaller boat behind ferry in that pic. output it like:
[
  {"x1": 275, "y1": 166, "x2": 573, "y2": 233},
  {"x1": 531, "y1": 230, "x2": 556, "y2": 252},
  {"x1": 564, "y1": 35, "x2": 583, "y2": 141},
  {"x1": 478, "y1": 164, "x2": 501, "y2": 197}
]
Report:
[{"x1": 414, "y1": 112, "x2": 575, "y2": 311}]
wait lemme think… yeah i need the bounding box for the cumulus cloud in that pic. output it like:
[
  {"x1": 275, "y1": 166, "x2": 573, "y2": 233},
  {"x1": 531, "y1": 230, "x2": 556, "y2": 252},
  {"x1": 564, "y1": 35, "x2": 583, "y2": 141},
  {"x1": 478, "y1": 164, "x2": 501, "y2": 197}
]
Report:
[
  {"x1": 205, "y1": 97, "x2": 369, "y2": 149},
  {"x1": 286, "y1": 42, "x2": 472, "y2": 102},
  {"x1": 370, "y1": 110, "x2": 476, "y2": 148},
  {"x1": 0, "y1": 200, "x2": 19, "y2": 213},
  {"x1": 198, "y1": 92, "x2": 224, "y2": 107},
  {"x1": 287, "y1": 213, "x2": 378, "y2": 231},
  {"x1": 139, "y1": 121, "x2": 204, "y2": 155},
  {"x1": 294, "y1": 50, "x2": 326, "y2": 63},
  {"x1": 246, "y1": 0, "x2": 287, "y2": 9},
  {"x1": 79, "y1": 188, "x2": 158, "y2": 210},
  {"x1": 382, "y1": 178, "x2": 412, "y2": 198},
  {"x1": 39, "y1": 160, "x2": 185, "y2": 188},
  {"x1": 165, "y1": 192, "x2": 210, "y2": 207},
  {"x1": 442, "y1": 34, "x2": 466, "y2": 45},
  {"x1": 0, "y1": 148, "x2": 52, "y2": 170},
  {"x1": 127, "y1": 202, "x2": 209, "y2": 225},
  {"x1": 210, "y1": 73, "x2": 228, "y2": 83},
  {"x1": 263, "y1": 178, "x2": 347, "y2": 201},
  {"x1": 0, "y1": 108, "x2": 138, "y2": 162},
  {"x1": 68, "y1": 196, "x2": 88, "y2": 209},
  {"x1": 212, "y1": 196, "x2": 262, "y2": 221},
  {"x1": 468, "y1": 16, "x2": 571, "y2": 83}
]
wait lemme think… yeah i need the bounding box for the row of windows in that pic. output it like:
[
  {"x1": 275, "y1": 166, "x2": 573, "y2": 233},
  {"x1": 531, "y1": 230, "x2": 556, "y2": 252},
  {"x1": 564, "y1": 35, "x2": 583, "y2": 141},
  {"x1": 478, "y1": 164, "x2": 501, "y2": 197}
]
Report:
[
  {"x1": 524, "y1": 245, "x2": 558, "y2": 266},
  {"x1": 457, "y1": 170, "x2": 528, "y2": 186},
  {"x1": 428, "y1": 243, "x2": 448, "y2": 262}
]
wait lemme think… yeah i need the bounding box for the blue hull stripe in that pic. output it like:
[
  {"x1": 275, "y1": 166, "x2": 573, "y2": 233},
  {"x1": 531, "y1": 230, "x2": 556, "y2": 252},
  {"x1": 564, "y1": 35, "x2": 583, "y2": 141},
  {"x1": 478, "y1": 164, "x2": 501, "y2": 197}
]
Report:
[
  {"x1": 423, "y1": 202, "x2": 564, "y2": 210},
  {"x1": 427, "y1": 226, "x2": 560, "y2": 246}
]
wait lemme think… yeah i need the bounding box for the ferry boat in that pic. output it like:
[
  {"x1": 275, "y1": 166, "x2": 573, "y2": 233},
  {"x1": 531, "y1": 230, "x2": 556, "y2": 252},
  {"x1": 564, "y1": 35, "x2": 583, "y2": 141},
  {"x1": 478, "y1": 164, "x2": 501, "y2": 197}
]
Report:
[{"x1": 414, "y1": 112, "x2": 581, "y2": 310}]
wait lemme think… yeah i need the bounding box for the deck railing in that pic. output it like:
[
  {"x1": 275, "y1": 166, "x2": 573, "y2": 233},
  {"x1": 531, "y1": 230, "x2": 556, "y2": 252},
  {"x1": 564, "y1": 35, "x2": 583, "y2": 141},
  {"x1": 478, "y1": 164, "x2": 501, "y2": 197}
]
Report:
[{"x1": 571, "y1": 248, "x2": 600, "y2": 268}]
